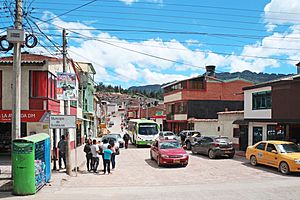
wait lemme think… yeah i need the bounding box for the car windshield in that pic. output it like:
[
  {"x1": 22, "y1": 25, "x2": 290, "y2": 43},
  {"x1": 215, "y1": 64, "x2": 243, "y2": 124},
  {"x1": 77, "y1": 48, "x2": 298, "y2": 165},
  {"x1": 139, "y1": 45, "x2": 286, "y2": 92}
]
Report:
[
  {"x1": 276, "y1": 144, "x2": 300, "y2": 153},
  {"x1": 110, "y1": 134, "x2": 121, "y2": 139},
  {"x1": 215, "y1": 137, "x2": 231, "y2": 143},
  {"x1": 103, "y1": 136, "x2": 117, "y2": 141},
  {"x1": 164, "y1": 132, "x2": 175, "y2": 136},
  {"x1": 139, "y1": 124, "x2": 158, "y2": 135},
  {"x1": 159, "y1": 142, "x2": 181, "y2": 149}
]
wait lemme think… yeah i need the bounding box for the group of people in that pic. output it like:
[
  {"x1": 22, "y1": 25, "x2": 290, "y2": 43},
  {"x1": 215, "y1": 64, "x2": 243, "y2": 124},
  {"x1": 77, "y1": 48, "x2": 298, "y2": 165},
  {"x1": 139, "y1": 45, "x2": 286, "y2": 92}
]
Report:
[{"x1": 83, "y1": 138, "x2": 119, "y2": 175}]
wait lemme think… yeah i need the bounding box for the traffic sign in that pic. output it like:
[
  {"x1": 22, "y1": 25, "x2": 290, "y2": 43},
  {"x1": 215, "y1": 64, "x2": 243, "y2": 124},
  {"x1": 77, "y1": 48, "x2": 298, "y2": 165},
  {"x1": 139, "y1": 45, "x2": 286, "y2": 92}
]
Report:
[{"x1": 49, "y1": 115, "x2": 76, "y2": 129}]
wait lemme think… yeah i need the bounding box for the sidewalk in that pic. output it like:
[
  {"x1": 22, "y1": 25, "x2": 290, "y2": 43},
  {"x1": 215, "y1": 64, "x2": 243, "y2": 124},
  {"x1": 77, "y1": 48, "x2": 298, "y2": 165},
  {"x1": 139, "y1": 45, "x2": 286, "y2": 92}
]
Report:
[
  {"x1": 0, "y1": 155, "x2": 12, "y2": 192},
  {"x1": 235, "y1": 150, "x2": 246, "y2": 157}
]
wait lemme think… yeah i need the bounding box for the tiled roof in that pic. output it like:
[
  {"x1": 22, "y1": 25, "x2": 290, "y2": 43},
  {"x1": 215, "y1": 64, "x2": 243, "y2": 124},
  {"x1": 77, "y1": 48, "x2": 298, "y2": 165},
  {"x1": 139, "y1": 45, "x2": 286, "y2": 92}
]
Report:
[{"x1": 0, "y1": 53, "x2": 61, "y2": 64}]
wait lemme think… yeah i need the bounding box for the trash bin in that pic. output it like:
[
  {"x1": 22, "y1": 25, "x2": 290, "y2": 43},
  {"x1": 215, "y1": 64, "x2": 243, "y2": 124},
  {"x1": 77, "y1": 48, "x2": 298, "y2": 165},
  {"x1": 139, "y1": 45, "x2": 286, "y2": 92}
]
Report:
[{"x1": 12, "y1": 133, "x2": 51, "y2": 195}]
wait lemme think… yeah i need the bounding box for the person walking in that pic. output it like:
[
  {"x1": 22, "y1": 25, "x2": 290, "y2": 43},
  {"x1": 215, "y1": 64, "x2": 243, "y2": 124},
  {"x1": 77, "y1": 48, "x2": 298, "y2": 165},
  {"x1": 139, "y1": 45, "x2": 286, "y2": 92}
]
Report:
[
  {"x1": 90, "y1": 139, "x2": 100, "y2": 173},
  {"x1": 88, "y1": 128, "x2": 93, "y2": 139},
  {"x1": 109, "y1": 140, "x2": 119, "y2": 170},
  {"x1": 84, "y1": 139, "x2": 93, "y2": 172},
  {"x1": 100, "y1": 138, "x2": 109, "y2": 167},
  {"x1": 58, "y1": 135, "x2": 67, "y2": 170},
  {"x1": 123, "y1": 132, "x2": 130, "y2": 149},
  {"x1": 103, "y1": 145, "x2": 113, "y2": 175}
]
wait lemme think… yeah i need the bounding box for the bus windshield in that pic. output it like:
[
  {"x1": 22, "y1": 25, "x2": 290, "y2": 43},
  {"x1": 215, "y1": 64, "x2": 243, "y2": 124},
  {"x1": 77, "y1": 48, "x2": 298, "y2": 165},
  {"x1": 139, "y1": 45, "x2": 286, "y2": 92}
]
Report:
[{"x1": 139, "y1": 124, "x2": 158, "y2": 135}]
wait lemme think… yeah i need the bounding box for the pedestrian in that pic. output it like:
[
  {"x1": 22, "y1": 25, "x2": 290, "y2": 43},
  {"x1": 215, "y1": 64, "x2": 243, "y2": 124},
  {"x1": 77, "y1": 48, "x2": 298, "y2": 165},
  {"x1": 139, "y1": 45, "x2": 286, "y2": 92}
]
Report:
[
  {"x1": 121, "y1": 124, "x2": 124, "y2": 132},
  {"x1": 109, "y1": 140, "x2": 119, "y2": 170},
  {"x1": 123, "y1": 132, "x2": 130, "y2": 149},
  {"x1": 90, "y1": 139, "x2": 100, "y2": 173},
  {"x1": 58, "y1": 135, "x2": 67, "y2": 170},
  {"x1": 100, "y1": 138, "x2": 109, "y2": 168},
  {"x1": 84, "y1": 139, "x2": 93, "y2": 172},
  {"x1": 103, "y1": 145, "x2": 113, "y2": 175}
]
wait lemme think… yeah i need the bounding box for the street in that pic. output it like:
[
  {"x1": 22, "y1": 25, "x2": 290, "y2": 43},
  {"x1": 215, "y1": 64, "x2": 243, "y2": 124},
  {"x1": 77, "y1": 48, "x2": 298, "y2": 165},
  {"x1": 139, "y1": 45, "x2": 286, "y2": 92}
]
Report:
[{"x1": 1, "y1": 144, "x2": 299, "y2": 200}]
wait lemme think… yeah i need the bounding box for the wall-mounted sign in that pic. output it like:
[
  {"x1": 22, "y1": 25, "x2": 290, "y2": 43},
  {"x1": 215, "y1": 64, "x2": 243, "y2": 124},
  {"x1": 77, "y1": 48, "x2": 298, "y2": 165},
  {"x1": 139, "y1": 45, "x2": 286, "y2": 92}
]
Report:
[
  {"x1": 49, "y1": 115, "x2": 76, "y2": 129},
  {"x1": 57, "y1": 72, "x2": 77, "y2": 100},
  {"x1": 0, "y1": 110, "x2": 50, "y2": 122}
]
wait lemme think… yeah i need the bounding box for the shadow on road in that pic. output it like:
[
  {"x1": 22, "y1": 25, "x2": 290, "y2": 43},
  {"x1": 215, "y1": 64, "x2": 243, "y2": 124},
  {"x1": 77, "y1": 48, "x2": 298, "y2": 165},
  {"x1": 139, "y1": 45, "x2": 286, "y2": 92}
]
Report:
[
  {"x1": 144, "y1": 159, "x2": 187, "y2": 169},
  {"x1": 241, "y1": 162, "x2": 300, "y2": 177}
]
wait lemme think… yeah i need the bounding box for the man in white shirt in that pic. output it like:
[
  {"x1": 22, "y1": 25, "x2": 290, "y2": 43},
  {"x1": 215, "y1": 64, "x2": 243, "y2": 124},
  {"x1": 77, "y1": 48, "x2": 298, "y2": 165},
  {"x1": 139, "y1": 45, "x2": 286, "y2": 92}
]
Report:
[
  {"x1": 88, "y1": 128, "x2": 93, "y2": 138},
  {"x1": 90, "y1": 139, "x2": 100, "y2": 173}
]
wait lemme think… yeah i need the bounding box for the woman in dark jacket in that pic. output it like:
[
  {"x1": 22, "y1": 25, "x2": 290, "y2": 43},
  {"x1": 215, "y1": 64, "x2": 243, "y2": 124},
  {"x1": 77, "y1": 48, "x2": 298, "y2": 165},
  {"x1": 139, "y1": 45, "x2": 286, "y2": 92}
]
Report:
[{"x1": 84, "y1": 139, "x2": 93, "y2": 172}]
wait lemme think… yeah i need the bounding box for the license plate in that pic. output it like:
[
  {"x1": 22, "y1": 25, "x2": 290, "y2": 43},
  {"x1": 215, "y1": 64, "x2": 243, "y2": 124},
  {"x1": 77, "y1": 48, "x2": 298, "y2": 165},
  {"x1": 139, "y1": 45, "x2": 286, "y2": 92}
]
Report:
[{"x1": 173, "y1": 160, "x2": 180, "y2": 164}]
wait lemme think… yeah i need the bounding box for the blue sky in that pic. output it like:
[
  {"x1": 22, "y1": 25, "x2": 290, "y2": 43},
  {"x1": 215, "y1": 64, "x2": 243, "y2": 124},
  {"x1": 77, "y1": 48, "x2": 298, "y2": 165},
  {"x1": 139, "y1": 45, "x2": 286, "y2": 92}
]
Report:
[{"x1": 1, "y1": 0, "x2": 300, "y2": 87}]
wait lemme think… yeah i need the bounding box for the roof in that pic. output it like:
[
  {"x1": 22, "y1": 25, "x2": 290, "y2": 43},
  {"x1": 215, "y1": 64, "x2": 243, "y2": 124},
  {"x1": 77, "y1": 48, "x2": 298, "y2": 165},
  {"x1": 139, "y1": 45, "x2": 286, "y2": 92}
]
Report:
[
  {"x1": 162, "y1": 75, "x2": 253, "y2": 89},
  {"x1": 243, "y1": 74, "x2": 300, "y2": 90},
  {"x1": 257, "y1": 140, "x2": 294, "y2": 145},
  {"x1": 0, "y1": 53, "x2": 61, "y2": 65},
  {"x1": 14, "y1": 133, "x2": 50, "y2": 143},
  {"x1": 129, "y1": 119, "x2": 157, "y2": 124}
]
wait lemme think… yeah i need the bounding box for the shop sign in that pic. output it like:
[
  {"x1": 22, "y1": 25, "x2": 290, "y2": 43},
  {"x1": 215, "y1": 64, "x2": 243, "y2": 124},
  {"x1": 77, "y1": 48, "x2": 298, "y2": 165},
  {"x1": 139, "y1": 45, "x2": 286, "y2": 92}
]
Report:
[
  {"x1": 49, "y1": 115, "x2": 76, "y2": 129},
  {"x1": 57, "y1": 72, "x2": 77, "y2": 100},
  {"x1": 0, "y1": 110, "x2": 50, "y2": 122}
]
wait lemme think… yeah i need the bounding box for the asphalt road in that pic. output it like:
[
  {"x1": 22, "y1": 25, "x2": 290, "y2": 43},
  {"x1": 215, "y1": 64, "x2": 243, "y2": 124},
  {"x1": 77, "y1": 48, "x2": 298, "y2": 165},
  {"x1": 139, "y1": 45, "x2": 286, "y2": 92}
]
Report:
[{"x1": 1, "y1": 114, "x2": 299, "y2": 200}]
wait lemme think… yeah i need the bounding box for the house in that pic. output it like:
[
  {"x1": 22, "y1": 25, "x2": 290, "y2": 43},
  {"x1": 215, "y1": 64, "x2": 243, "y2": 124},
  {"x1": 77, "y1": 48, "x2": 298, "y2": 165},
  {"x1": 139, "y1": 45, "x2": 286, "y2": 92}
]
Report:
[
  {"x1": 242, "y1": 73, "x2": 300, "y2": 149},
  {"x1": 162, "y1": 65, "x2": 254, "y2": 134},
  {"x1": 0, "y1": 53, "x2": 80, "y2": 154}
]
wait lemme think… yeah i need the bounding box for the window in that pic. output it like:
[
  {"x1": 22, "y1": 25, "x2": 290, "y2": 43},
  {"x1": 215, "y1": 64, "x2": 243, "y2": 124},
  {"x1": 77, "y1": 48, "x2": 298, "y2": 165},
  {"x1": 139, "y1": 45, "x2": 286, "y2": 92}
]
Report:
[
  {"x1": 252, "y1": 91, "x2": 272, "y2": 110},
  {"x1": 253, "y1": 127, "x2": 263, "y2": 144},
  {"x1": 174, "y1": 102, "x2": 187, "y2": 114},
  {"x1": 188, "y1": 78, "x2": 205, "y2": 90},
  {"x1": 267, "y1": 125, "x2": 285, "y2": 141},
  {"x1": 30, "y1": 71, "x2": 57, "y2": 99},
  {"x1": 266, "y1": 143, "x2": 276, "y2": 152},
  {"x1": 233, "y1": 128, "x2": 240, "y2": 138},
  {"x1": 256, "y1": 142, "x2": 266, "y2": 150}
]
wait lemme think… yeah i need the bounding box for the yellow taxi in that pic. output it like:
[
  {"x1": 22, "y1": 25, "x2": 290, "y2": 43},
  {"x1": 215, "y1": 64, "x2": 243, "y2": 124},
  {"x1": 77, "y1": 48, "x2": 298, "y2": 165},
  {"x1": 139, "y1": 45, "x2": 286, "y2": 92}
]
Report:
[{"x1": 246, "y1": 140, "x2": 300, "y2": 174}]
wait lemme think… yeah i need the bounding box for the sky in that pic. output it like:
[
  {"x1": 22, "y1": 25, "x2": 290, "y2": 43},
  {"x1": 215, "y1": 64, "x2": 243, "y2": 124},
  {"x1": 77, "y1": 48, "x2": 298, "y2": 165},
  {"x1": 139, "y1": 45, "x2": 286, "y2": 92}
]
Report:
[{"x1": 1, "y1": 0, "x2": 300, "y2": 88}]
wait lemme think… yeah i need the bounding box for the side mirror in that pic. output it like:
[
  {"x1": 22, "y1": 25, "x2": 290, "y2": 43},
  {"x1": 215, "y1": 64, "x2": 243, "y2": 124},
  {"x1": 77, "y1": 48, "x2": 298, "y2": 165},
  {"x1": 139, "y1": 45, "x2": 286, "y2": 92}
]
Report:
[{"x1": 271, "y1": 150, "x2": 277, "y2": 154}]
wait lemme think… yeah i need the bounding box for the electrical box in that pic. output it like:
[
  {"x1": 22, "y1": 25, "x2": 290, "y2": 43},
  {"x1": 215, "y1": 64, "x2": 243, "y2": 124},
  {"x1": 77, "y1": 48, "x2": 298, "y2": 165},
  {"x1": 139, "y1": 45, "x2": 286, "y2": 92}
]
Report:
[{"x1": 7, "y1": 28, "x2": 25, "y2": 43}]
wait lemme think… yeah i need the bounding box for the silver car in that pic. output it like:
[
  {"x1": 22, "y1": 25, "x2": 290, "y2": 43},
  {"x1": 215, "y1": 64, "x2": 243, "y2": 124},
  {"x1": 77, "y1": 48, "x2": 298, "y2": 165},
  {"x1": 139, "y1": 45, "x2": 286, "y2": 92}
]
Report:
[{"x1": 159, "y1": 131, "x2": 179, "y2": 141}]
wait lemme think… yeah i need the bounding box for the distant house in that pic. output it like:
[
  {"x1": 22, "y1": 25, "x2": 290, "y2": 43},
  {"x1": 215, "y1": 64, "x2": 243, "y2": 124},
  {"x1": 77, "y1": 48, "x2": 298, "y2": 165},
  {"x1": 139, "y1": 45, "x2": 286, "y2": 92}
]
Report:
[
  {"x1": 162, "y1": 65, "x2": 253, "y2": 134},
  {"x1": 241, "y1": 73, "x2": 300, "y2": 149}
]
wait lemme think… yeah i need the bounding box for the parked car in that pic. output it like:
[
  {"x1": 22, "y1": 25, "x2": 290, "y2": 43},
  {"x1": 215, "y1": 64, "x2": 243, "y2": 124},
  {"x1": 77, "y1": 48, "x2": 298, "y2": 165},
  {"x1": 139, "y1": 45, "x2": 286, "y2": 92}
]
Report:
[
  {"x1": 101, "y1": 134, "x2": 124, "y2": 148},
  {"x1": 179, "y1": 130, "x2": 201, "y2": 150},
  {"x1": 150, "y1": 139, "x2": 189, "y2": 167},
  {"x1": 191, "y1": 136, "x2": 235, "y2": 159},
  {"x1": 159, "y1": 131, "x2": 179, "y2": 141},
  {"x1": 108, "y1": 121, "x2": 114, "y2": 127},
  {"x1": 246, "y1": 141, "x2": 300, "y2": 174}
]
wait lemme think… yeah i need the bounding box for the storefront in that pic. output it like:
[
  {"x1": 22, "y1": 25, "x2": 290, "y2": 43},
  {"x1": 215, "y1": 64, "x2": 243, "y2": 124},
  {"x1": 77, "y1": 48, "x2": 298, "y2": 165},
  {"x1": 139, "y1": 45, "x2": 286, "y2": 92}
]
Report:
[{"x1": 0, "y1": 110, "x2": 50, "y2": 153}]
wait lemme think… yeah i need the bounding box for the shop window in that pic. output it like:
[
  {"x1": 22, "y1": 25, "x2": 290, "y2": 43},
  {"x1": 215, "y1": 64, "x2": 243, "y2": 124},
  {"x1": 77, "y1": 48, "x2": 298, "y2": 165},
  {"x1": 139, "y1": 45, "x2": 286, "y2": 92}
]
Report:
[
  {"x1": 253, "y1": 127, "x2": 263, "y2": 144},
  {"x1": 252, "y1": 91, "x2": 272, "y2": 110},
  {"x1": 233, "y1": 128, "x2": 240, "y2": 137},
  {"x1": 267, "y1": 125, "x2": 285, "y2": 141}
]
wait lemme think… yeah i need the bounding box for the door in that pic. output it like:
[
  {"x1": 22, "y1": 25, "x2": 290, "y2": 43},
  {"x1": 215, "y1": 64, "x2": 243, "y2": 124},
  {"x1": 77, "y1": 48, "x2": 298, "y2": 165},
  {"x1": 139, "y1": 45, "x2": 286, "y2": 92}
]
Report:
[
  {"x1": 151, "y1": 141, "x2": 159, "y2": 160},
  {"x1": 193, "y1": 140, "x2": 202, "y2": 153},
  {"x1": 239, "y1": 125, "x2": 248, "y2": 151},
  {"x1": 254, "y1": 142, "x2": 267, "y2": 163},
  {"x1": 264, "y1": 143, "x2": 279, "y2": 167}
]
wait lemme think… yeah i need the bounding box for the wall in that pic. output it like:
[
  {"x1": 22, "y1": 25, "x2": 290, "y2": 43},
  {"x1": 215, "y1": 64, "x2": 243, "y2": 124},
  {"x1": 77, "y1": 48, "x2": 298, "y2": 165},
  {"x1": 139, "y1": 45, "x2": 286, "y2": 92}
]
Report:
[
  {"x1": 188, "y1": 100, "x2": 243, "y2": 119},
  {"x1": 244, "y1": 86, "x2": 272, "y2": 119},
  {"x1": 164, "y1": 91, "x2": 182, "y2": 103},
  {"x1": 194, "y1": 121, "x2": 218, "y2": 135}
]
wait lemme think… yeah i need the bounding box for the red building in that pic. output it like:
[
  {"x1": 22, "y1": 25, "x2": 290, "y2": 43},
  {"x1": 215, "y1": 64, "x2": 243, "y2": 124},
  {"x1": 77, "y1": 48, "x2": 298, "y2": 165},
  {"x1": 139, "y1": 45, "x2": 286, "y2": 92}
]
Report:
[
  {"x1": 162, "y1": 65, "x2": 253, "y2": 133},
  {"x1": 0, "y1": 53, "x2": 79, "y2": 153}
]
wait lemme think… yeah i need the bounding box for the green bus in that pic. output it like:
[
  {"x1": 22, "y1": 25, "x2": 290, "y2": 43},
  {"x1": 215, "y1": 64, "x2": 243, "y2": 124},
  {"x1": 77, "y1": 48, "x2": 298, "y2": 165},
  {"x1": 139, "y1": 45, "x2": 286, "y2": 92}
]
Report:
[{"x1": 128, "y1": 119, "x2": 160, "y2": 146}]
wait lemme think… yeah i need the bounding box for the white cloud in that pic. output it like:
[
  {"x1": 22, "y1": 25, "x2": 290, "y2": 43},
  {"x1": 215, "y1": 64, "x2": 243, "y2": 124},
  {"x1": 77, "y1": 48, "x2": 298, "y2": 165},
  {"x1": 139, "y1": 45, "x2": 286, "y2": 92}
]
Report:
[
  {"x1": 141, "y1": 69, "x2": 189, "y2": 84},
  {"x1": 119, "y1": 0, "x2": 163, "y2": 5},
  {"x1": 264, "y1": 0, "x2": 300, "y2": 25}
]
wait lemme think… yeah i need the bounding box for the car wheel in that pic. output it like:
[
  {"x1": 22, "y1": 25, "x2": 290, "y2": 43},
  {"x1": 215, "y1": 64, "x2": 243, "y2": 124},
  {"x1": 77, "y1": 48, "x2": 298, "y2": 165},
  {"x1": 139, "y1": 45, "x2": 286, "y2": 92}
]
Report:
[
  {"x1": 208, "y1": 150, "x2": 215, "y2": 159},
  {"x1": 157, "y1": 156, "x2": 161, "y2": 167},
  {"x1": 191, "y1": 147, "x2": 196, "y2": 154},
  {"x1": 279, "y1": 162, "x2": 290, "y2": 175},
  {"x1": 150, "y1": 151, "x2": 154, "y2": 160},
  {"x1": 250, "y1": 155, "x2": 258, "y2": 166},
  {"x1": 228, "y1": 153, "x2": 234, "y2": 159},
  {"x1": 186, "y1": 141, "x2": 191, "y2": 150}
]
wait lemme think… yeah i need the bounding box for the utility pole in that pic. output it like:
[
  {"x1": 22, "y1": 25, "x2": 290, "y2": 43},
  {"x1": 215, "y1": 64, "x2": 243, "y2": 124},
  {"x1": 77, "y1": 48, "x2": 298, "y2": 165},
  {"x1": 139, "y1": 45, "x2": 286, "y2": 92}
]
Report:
[
  {"x1": 12, "y1": 0, "x2": 23, "y2": 141},
  {"x1": 62, "y1": 29, "x2": 71, "y2": 175}
]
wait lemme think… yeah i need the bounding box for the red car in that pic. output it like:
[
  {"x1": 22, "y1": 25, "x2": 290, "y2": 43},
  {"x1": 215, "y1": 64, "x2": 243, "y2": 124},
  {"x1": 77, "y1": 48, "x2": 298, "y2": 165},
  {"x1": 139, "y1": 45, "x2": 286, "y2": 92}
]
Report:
[{"x1": 150, "y1": 139, "x2": 189, "y2": 167}]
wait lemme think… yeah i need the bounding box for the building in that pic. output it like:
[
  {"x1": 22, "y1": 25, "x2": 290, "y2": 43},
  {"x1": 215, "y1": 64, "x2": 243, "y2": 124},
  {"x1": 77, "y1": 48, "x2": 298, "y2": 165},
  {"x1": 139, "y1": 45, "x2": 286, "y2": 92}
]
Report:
[
  {"x1": 0, "y1": 53, "x2": 79, "y2": 154},
  {"x1": 242, "y1": 73, "x2": 300, "y2": 148},
  {"x1": 162, "y1": 65, "x2": 253, "y2": 134},
  {"x1": 75, "y1": 62, "x2": 96, "y2": 139}
]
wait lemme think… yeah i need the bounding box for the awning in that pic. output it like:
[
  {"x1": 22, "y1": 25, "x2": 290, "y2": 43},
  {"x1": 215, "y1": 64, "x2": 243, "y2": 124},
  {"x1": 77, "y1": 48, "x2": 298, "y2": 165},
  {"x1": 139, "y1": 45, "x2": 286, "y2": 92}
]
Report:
[{"x1": 232, "y1": 120, "x2": 248, "y2": 125}]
